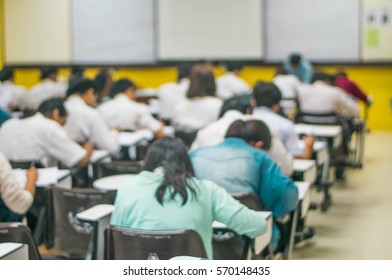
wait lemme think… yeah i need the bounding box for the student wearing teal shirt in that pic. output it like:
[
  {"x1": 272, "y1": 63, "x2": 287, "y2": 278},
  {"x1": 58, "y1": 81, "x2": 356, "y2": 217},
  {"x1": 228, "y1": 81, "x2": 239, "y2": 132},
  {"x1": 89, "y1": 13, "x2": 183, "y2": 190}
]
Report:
[{"x1": 110, "y1": 137, "x2": 267, "y2": 259}]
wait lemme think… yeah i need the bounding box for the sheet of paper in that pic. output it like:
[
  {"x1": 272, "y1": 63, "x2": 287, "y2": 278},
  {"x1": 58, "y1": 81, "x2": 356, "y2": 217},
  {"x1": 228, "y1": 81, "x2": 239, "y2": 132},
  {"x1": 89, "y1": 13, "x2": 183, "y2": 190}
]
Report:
[{"x1": 13, "y1": 167, "x2": 59, "y2": 187}]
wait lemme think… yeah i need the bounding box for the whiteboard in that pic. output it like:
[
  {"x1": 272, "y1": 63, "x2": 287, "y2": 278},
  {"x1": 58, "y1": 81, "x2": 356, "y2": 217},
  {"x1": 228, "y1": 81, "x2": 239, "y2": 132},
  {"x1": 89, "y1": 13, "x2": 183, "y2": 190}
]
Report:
[
  {"x1": 266, "y1": 0, "x2": 360, "y2": 62},
  {"x1": 72, "y1": 0, "x2": 155, "y2": 64},
  {"x1": 4, "y1": 0, "x2": 71, "y2": 65},
  {"x1": 157, "y1": 0, "x2": 264, "y2": 61}
]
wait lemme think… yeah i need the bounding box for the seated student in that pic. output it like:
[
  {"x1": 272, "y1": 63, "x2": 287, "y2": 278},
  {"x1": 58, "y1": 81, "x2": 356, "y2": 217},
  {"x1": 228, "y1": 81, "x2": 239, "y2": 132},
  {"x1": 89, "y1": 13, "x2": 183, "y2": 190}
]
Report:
[
  {"x1": 110, "y1": 137, "x2": 267, "y2": 260},
  {"x1": 283, "y1": 53, "x2": 313, "y2": 84},
  {"x1": 252, "y1": 81, "x2": 314, "y2": 159},
  {"x1": 0, "y1": 152, "x2": 38, "y2": 222},
  {"x1": 171, "y1": 63, "x2": 223, "y2": 132},
  {"x1": 190, "y1": 94, "x2": 294, "y2": 176},
  {"x1": 0, "y1": 67, "x2": 28, "y2": 111},
  {"x1": 0, "y1": 108, "x2": 11, "y2": 127},
  {"x1": 216, "y1": 61, "x2": 251, "y2": 100},
  {"x1": 335, "y1": 71, "x2": 372, "y2": 106},
  {"x1": 97, "y1": 78, "x2": 164, "y2": 137},
  {"x1": 0, "y1": 98, "x2": 92, "y2": 168},
  {"x1": 190, "y1": 120, "x2": 298, "y2": 254},
  {"x1": 157, "y1": 63, "x2": 191, "y2": 123},
  {"x1": 68, "y1": 65, "x2": 85, "y2": 90},
  {"x1": 64, "y1": 78, "x2": 119, "y2": 154},
  {"x1": 24, "y1": 66, "x2": 67, "y2": 110}
]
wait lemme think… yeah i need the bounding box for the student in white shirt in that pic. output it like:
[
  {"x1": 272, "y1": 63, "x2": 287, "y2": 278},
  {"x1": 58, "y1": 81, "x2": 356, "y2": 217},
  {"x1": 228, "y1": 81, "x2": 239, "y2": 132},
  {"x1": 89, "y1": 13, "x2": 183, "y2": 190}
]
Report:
[
  {"x1": 0, "y1": 152, "x2": 38, "y2": 222},
  {"x1": 24, "y1": 66, "x2": 67, "y2": 110},
  {"x1": 191, "y1": 94, "x2": 294, "y2": 176},
  {"x1": 0, "y1": 98, "x2": 93, "y2": 168},
  {"x1": 252, "y1": 81, "x2": 314, "y2": 160},
  {"x1": 0, "y1": 67, "x2": 27, "y2": 111},
  {"x1": 98, "y1": 78, "x2": 164, "y2": 137},
  {"x1": 216, "y1": 61, "x2": 250, "y2": 100},
  {"x1": 157, "y1": 63, "x2": 191, "y2": 122},
  {"x1": 172, "y1": 63, "x2": 223, "y2": 132},
  {"x1": 64, "y1": 79, "x2": 119, "y2": 154}
]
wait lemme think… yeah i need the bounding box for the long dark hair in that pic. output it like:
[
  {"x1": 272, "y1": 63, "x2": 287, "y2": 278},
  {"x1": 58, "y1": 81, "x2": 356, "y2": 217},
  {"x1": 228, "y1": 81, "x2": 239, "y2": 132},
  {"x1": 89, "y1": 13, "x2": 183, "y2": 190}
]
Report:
[
  {"x1": 143, "y1": 137, "x2": 197, "y2": 205},
  {"x1": 187, "y1": 64, "x2": 216, "y2": 98}
]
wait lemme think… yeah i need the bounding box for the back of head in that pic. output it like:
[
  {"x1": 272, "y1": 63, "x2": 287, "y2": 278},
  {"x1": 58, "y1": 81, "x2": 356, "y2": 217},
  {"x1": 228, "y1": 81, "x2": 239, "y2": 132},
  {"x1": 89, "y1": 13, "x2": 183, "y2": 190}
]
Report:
[
  {"x1": 225, "y1": 119, "x2": 272, "y2": 150},
  {"x1": 177, "y1": 63, "x2": 192, "y2": 81},
  {"x1": 289, "y1": 53, "x2": 302, "y2": 65},
  {"x1": 66, "y1": 78, "x2": 97, "y2": 98},
  {"x1": 37, "y1": 98, "x2": 67, "y2": 118},
  {"x1": 187, "y1": 63, "x2": 216, "y2": 98},
  {"x1": 219, "y1": 94, "x2": 251, "y2": 118},
  {"x1": 335, "y1": 70, "x2": 347, "y2": 79},
  {"x1": 143, "y1": 137, "x2": 196, "y2": 205},
  {"x1": 0, "y1": 67, "x2": 14, "y2": 82},
  {"x1": 40, "y1": 66, "x2": 59, "y2": 80},
  {"x1": 110, "y1": 78, "x2": 136, "y2": 98},
  {"x1": 312, "y1": 72, "x2": 335, "y2": 84},
  {"x1": 252, "y1": 81, "x2": 282, "y2": 108},
  {"x1": 225, "y1": 61, "x2": 243, "y2": 72},
  {"x1": 71, "y1": 66, "x2": 85, "y2": 78}
]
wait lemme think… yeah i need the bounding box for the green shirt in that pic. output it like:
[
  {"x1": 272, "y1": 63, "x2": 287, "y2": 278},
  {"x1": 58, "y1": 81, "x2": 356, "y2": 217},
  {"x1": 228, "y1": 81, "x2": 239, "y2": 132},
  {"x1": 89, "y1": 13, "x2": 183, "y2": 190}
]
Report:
[{"x1": 110, "y1": 171, "x2": 267, "y2": 259}]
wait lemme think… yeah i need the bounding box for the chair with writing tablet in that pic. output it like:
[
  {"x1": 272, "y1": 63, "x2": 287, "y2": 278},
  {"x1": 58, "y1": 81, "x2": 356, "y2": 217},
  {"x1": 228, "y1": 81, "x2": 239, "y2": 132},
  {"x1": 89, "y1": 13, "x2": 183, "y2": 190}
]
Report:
[
  {"x1": 44, "y1": 186, "x2": 116, "y2": 259},
  {"x1": 93, "y1": 160, "x2": 143, "y2": 181},
  {"x1": 104, "y1": 226, "x2": 208, "y2": 260},
  {"x1": 0, "y1": 222, "x2": 42, "y2": 260}
]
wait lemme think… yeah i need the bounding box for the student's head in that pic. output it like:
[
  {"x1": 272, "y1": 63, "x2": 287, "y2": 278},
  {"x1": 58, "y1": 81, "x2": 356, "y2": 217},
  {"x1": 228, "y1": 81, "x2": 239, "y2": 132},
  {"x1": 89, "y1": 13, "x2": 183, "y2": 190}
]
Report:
[
  {"x1": 225, "y1": 119, "x2": 272, "y2": 151},
  {"x1": 289, "y1": 53, "x2": 302, "y2": 68},
  {"x1": 143, "y1": 137, "x2": 196, "y2": 206},
  {"x1": 70, "y1": 66, "x2": 85, "y2": 78},
  {"x1": 187, "y1": 63, "x2": 216, "y2": 98},
  {"x1": 335, "y1": 70, "x2": 348, "y2": 78},
  {"x1": 252, "y1": 81, "x2": 282, "y2": 112},
  {"x1": 312, "y1": 72, "x2": 335, "y2": 85},
  {"x1": 66, "y1": 78, "x2": 98, "y2": 107},
  {"x1": 225, "y1": 61, "x2": 243, "y2": 73},
  {"x1": 219, "y1": 94, "x2": 252, "y2": 118},
  {"x1": 110, "y1": 78, "x2": 137, "y2": 99},
  {"x1": 0, "y1": 67, "x2": 14, "y2": 82},
  {"x1": 40, "y1": 66, "x2": 59, "y2": 81},
  {"x1": 177, "y1": 63, "x2": 192, "y2": 82},
  {"x1": 37, "y1": 98, "x2": 67, "y2": 126},
  {"x1": 94, "y1": 68, "x2": 113, "y2": 102}
]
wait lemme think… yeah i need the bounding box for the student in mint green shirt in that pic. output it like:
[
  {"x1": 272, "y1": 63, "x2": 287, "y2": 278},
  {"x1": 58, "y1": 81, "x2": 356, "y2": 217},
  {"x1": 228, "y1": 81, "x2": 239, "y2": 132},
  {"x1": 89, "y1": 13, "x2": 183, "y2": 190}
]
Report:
[{"x1": 110, "y1": 137, "x2": 267, "y2": 259}]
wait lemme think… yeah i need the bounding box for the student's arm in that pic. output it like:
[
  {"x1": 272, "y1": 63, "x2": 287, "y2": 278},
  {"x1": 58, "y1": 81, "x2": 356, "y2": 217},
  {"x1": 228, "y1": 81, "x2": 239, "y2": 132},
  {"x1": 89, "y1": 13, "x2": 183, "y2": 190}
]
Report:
[
  {"x1": 268, "y1": 136, "x2": 294, "y2": 176},
  {"x1": 350, "y1": 82, "x2": 369, "y2": 104},
  {"x1": 90, "y1": 113, "x2": 120, "y2": 154},
  {"x1": 335, "y1": 89, "x2": 359, "y2": 118},
  {"x1": 0, "y1": 154, "x2": 37, "y2": 214},
  {"x1": 295, "y1": 135, "x2": 315, "y2": 160},
  {"x1": 138, "y1": 108, "x2": 165, "y2": 138},
  {"x1": 75, "y1": 142, "x2": 94, "y2": 167}
]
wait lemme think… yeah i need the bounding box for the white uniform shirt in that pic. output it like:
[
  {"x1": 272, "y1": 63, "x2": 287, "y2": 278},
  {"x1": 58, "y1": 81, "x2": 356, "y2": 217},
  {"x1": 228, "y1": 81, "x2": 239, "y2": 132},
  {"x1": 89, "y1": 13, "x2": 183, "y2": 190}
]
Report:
[
  {"x1": 0, "y1": 113, "x2": 86, "y2": 167},
  {"x1": 297, "y1": 81, "x2": 359, "y2": 117},
  {"x1": 24, "y1": 79, "x2": 67, "y2": 109},
  {"x1": 157, "y1": 78, "x2": 189, "y2": 120},
  {"x1": 172, "y1": 97, "x2": 223, "y2": 132},
  {"x1": 97, "y1": 94, "x2": 162, "y2": 132},
  {"x1": 190, "y1": 110, "x2": 293, "y2": 175},
  {"x1": 64, "y1": 96, "x2": 119, "y2": 154},
  {"x1": 0, "y1": 81, "x2": 27, "y2": 111},
  {"x1": 273, "y1": 74, "x2": 301, "y2": 99},
  {"x1": 0, "y1": 152, "x2": 34, "y2": 214},
  {"x1": 253, "y1": 107, "x2": 303, "y2": 157},
  {"x1": 216, "y1": 73, "x2": 251, "y2": 100}
]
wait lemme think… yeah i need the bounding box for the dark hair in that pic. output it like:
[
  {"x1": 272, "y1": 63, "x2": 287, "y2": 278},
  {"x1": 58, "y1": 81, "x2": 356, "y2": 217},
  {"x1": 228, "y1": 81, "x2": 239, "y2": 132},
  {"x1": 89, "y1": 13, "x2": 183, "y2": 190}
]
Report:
[
  {"x1": 178, "y1": 63, "x2": 192, "y2": 81},
  {"x1": 143, "y1": 137, "x2": 197, "y2": 206},
  {"x1": 37, "y1": 98, "x2": 67, "y2": 118},
  {"x1": 0, "y1": 67, "x2": 14, "y2": 82},
  {"x1": 225, "y1": 119, "x2": 272, "y2": 150},
  {"x1": 290, "y1": 53, "x2": 302, "y2": 65},
  {"x1": 252, "y1": 81, "x2": 282, "y2": 108},
  {"x1": 40, "y1": 66, "x2": 58, "y2": 80},
  {"x1": 109, "y1": 78, "x2": 136, "y2": 98},
  {"x1": 335, "y1": 70, "x2": 347, "y2": 78},
  {"x1": 312, "y1": 72, "x2": 335, "y2": 84},
  {"x1": 225, "y1": 61, "x2": 243, "y2": 72},
  {"x1": 219, "y1": 94, "x2": 251, "y2": 118},
  {"x1": 66, "y1": 78, "x2": 97, "y2": 98},
  {"x1": 187, "y1": 64, "x2": 216, "y2": 98}
]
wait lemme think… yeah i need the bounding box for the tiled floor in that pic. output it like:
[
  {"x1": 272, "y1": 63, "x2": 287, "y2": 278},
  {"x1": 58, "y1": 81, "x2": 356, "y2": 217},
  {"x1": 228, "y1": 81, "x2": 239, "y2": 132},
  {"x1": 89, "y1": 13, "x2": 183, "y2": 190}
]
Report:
[{"x1": 293, "y1": 132, "x2": 392, "y2": 260}]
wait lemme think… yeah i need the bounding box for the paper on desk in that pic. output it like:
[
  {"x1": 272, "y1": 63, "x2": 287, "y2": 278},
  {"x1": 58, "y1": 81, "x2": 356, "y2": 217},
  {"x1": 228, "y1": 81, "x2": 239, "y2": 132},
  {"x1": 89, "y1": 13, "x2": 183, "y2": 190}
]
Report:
[
  {"x1": 298, "y1": 140, "x2": 327, "y2": 151},
  {"x1": 90, "y1": 150, "x2": 111, "y2": 163},
  {"x1": 13, "y1": 167, "x2": 59, "y2": 187},
  {"x1": 118, "y1": 130, "x2": 154, "y2": 146}
]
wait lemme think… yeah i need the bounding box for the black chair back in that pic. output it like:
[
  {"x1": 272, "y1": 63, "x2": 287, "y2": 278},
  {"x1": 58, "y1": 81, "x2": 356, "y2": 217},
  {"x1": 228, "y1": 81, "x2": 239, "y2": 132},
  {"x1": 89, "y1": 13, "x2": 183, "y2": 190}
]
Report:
[
  {"x1": 0, "y1": 222, "x2": 42, "y2": 260},
  {"x1": 105, "y1": 226, "x2": 207, "y2": 260},
  {"x1": 93, "y1": 161, "x2": 143, "y2": 180}
]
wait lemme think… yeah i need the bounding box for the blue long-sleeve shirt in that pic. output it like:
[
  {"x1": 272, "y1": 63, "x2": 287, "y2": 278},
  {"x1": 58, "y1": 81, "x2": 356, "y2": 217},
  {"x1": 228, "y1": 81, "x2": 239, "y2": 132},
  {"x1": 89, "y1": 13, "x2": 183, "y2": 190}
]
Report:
[{"x1": 283, "y1": 57, "x2": 313, "y2": 84}]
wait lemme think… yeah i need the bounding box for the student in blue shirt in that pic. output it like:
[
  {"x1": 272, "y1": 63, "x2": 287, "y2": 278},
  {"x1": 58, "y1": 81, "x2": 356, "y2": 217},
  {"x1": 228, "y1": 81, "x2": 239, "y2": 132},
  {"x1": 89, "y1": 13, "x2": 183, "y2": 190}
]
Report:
[{"x1": 283, "y1": 53, "x2": 313, "y2": 84}]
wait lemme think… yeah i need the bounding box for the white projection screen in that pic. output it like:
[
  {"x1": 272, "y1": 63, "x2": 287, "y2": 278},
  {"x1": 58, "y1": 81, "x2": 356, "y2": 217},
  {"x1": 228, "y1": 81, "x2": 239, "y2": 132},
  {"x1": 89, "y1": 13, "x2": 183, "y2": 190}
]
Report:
[
  {"x1": 72, "y1": 0, "x2": 155, "y2": 64},
  {"x1": 157, "y1": 0, "x2": 264, "y2": 61},
  {"x1": 4, "y1": 0, "x2": 71, "y2": 65},
  {"x1": 266, "y1": 0, "x2": 360, "y2": 62}
]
